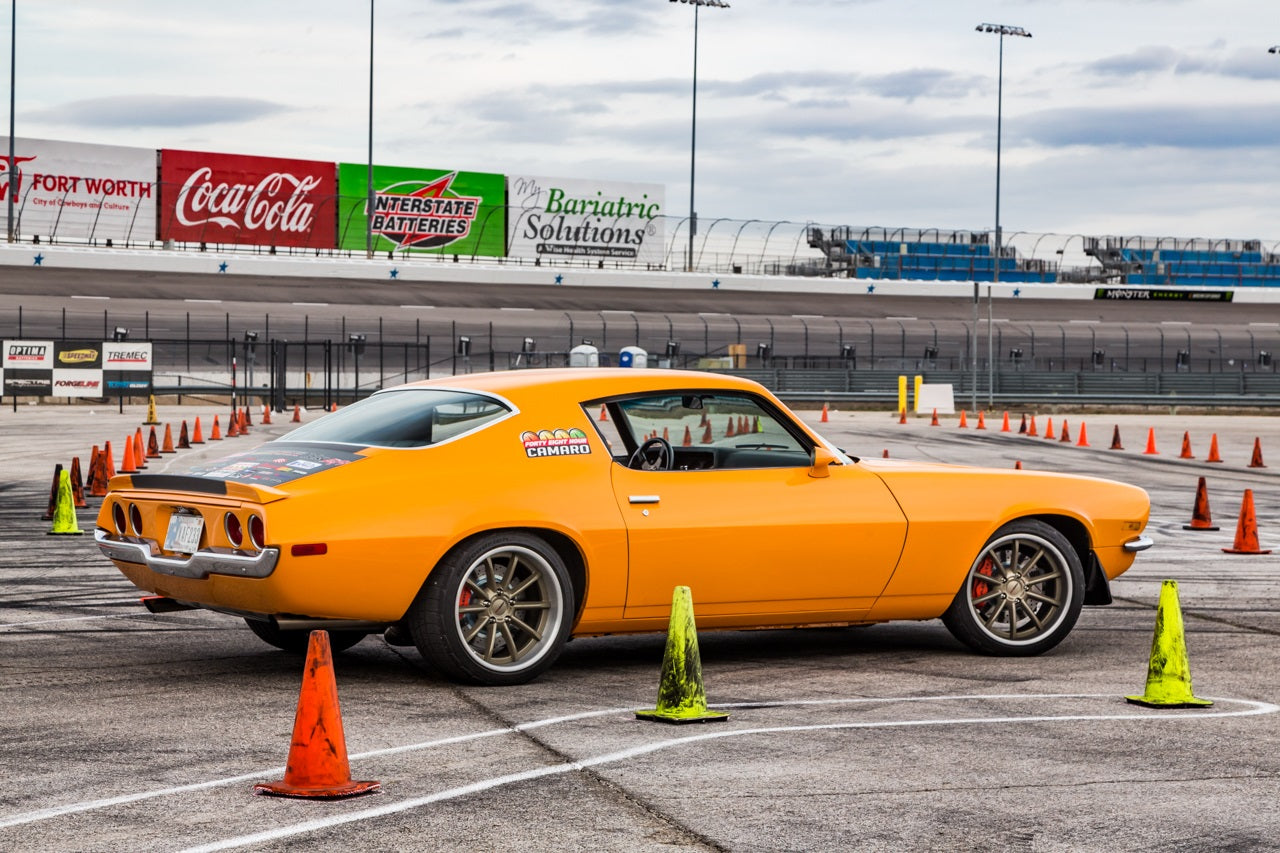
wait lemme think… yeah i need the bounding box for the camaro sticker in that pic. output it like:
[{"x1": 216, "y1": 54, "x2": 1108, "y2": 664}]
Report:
[{"x1": 521, "y1": 428, "x2": 591, "y2": 458}]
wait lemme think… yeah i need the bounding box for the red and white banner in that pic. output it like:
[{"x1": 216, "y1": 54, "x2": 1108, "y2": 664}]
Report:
[
  {"x1": 159, "y1": 149, "x2": 336, "y2": 249},
  {"x1": 0, "y1": 137, "x2": 156, "y2": 243}
]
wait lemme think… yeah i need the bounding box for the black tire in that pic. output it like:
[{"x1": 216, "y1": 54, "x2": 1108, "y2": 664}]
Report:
[
  {"x1": 243, "y1": 618, "x2": 368, "y2": 654},
  {"x1": 941, "y1": 519, "x2": 1085, "y2": 656},
  {"x1": 408, "y1": 532, "x2": 574, "y2": 685}
]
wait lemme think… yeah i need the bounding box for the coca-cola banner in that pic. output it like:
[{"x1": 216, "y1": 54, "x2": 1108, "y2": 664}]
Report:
[
  {"x1": 0, "y1": 137, "x2": 156, "y2": 243},
  {"x1": 507, "y1": 175, "x2": 664, "y2": 265},
  {"x1": 336, "y1": 162, "x2": 505, "y2": 257},
  {"x1": 159, "y1": 149, "x2": 336, "y2": 249}
]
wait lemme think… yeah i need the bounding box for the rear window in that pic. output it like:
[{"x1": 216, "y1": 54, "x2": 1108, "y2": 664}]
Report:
[{"x1": 280, "y1": 389, "x2": 511, "y2": 448}]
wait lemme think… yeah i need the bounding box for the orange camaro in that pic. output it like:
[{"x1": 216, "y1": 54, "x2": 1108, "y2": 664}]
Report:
[{"x1": 96, "y1": 368, "x2": 1151, "y2": 684}]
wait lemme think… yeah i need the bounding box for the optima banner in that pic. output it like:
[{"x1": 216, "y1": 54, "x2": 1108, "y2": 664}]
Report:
[
  {"x1": 336, "y1": 163, "x2": 505, "y2": 257},
  {"x1": 0, "y1": 137, "x2": 156, "y2": 243},
  {"x1": 159, "y1": 149, "x2": 337, "y2": 249},
  {"x1": 508, "y1": 175, "x2": 664, "y2": 265}
]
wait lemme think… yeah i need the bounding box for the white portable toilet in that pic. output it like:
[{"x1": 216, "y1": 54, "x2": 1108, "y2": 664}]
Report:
[
  {"x1": 569, "y1": 344, "x2": 600, "y2": 368},
  {"x1": 618, "y1": 346, "x2": 648, "y2": 368}
]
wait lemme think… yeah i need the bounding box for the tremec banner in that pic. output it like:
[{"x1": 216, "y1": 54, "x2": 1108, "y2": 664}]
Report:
[
  {"x1": 159, "y1": 149, "x2": 337, "y2": 249},
  {"x1": 507, "y1": 175, "x2": 664, "y2": 265},
  {"x1": 0, "y1": 137, "x2": 156, "y2": 243},
  {"x1": 336, "y1": 162, "x2": 505, "y2": 257}
]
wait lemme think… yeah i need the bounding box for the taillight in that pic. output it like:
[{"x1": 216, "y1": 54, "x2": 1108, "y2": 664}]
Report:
[
  {"x1": 112, "y1": 502, "x2": 127, "y2": 535},
  {"x1": 129, "y1": 503, "x2": 144, "y2": 536},
  {"x1": 247, "y1": 514, "x2": 265, "y2": 550},
  {"x1": 224, "y1": 512, "x2": 244, "y2": 548}
]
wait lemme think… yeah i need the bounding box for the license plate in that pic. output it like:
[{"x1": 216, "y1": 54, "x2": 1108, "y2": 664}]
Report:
[{"x1": 164, "y1": 513, "x2": 204, "y2": 553}]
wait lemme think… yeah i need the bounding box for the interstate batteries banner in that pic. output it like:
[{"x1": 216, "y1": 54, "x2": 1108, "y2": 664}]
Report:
[
  {"x1": 508, "y1": 175, "x2": 664, "y2": 264},
  {"x1": 159, "y1": 149, "x2": 337, "y2": 249},
  {"x1": 336, "y1": 163, "x2": 505, "y2": 256},
  {"x1": 0, "y1": 137, "x2": 156, "y2": 242}
]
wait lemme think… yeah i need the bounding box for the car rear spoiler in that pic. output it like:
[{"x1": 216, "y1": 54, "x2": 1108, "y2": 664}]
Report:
[{"x1": 106, "y1": 474, "x2": 289, "y2": 503}]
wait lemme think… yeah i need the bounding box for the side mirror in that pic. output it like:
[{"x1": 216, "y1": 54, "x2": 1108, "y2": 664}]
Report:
[{"x1": 809, "y1": 446, "x2": 838, "y2": 478}]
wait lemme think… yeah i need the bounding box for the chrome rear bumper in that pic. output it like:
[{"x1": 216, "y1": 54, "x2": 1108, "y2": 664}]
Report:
[
  {"x1": 1123, "y1": 534, "x2": 1154, "y2": 553},
  {"x1": 95, "y1": 528, "x2": 279, "y2": 579}
]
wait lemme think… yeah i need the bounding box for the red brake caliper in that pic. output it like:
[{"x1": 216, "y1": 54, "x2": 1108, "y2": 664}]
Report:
[
  {"x1": 459, "y1": 587, "x2": 473, "y2": 608},
  {"x1": 973, "y1": 557, "x2": 995, "y2": 599}
]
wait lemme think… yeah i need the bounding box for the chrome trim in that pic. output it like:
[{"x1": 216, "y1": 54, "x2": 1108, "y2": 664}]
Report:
[
  {"x1": 1123, "y1": 534, "x2": 1154, "y2": 553},
  {"x1": 629, "y1": 495, "x2": 661, "y2": 504},
  {"x1": 94, "y1": 528, "x2": 280, "y2": 579}
]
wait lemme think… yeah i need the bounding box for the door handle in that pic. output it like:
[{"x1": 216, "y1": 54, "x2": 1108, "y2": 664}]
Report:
[{"x1": 628, "y1": 495, "x2": 660, "y2": 504}]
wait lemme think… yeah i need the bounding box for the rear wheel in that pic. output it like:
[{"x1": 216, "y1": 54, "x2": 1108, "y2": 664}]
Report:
[
  {"x1": 942, "y1": 519, "x2": 1084, "y2": 656},
  {"x1": 409, "y1": 532, "x2": 573, "y2": 685},
  {"x1": 243, "y1": 618, "x2": 368, "y2": 654}
]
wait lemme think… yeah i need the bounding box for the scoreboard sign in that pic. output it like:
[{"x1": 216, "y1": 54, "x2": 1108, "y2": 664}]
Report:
[{"x1": 2, "y1": 340, "x2": 152, "y2": 397}]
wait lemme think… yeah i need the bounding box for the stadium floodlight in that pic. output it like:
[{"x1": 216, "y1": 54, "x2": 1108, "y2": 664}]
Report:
[
  {"x1": 670, "y1": 0, "x2": 730, "y2": 273},
  {"x1": 112, "y1": 327, "x2": 129, "y2": 342}
]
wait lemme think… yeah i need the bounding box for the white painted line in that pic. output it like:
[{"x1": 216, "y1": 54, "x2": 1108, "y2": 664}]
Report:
[
  {"x1": 1069, "y1": 319, "x2": 1099, "y2": 324},
  {"x1": 398, "y1": 305, "x2": 435, "y2": 310},
  {"x1": 791, "y1": 314, "x2": 824, "y2": 319},
  {"x1": 0, "y1": 612, "x2": 146, "y2": 629},
  {"x1": 499, "y1": 307, "x2": 534, "y2": 311},
  {"x1": 1161, "y1": 320, "x2": 1191, "y2": 325},
  {"x1": 291, "y1": 302, "x2": 329, "y2": 307},
  {"x1": 184, "y1": 299, "x2": 223, "y2": 304},
  {"x1": 885, "y1": 316, "x2": 918, "y2": 321},
  {"x1": 178, "y1": 694, "x2": 1278, "y2": 853},
  {"x1": 69, "y1": 294, "x2": 109, "y2": 300}
]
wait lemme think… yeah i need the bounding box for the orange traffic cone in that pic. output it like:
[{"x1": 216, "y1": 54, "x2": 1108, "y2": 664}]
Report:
[
  {"x1": 262, "y1": 405, "x2": 272, "y2": 425},
  {"x1": 930, "y1": 408, "x2": 940, "y2": 426},
  {"x1": 701, "y1": 423, "x2": 713, "y2": 444},
  {"x1": 725, "y1": 417, "x2": 736, "y2": 438},
  {"x1": 69, "y1": 456, "x2": 87, "y2": 508},
  {"x1": 820, "y1": 403, "x2": 829, "y2": 423},
  {"x1": 958, "y1": 410, "x2": 968, "y2": 428},
  {"x1": 210, "y1": 416, "x2": 223, "y2": 441},
  {"x1": 753, "y1": 415, "x2": 761, "y2": 433},
  {"x1": 1223, "y1": 490, "x2": 1271, "y2": 555},
  {"x1": 161, "y1": 423, "x2": 176, "y2": 454},
  {"x1": 40, "y1": 464, "x2": 63, "y2": 520},
  {"x1": 243, "y1": 405, "x2": 253, "y2": 427},
  {"x1": 1014, "y1": 460, "x2": 1023, "y2": 469},
  {"x1": 119, "y1": 435, "x2": 139, "y2": 474},
  {"x1": 1248, "y1": 438, "x2": 1266, "y2": 469},
  {"x1": 191, "y1": 417, "x2": 205, "y2": 444},
  {"x1": 1205, "y1": 433, "x2": 1222, "y2": 463},
  {"x1": 1142, "y1": 427, "x2": 1158, "y2": 455},
  {"x1": 1179, "y1": 432, "x2": 1194, "y2": 460},
  {"x1": 1044, "y1": 418, "x2": 1056, "y2": 440},
  {"x1": 898, "y1": 408, "x2": 907, "y2": 425},
  {"x1": 103, "y1": 441, "x2": 116, "y2": 479},
  {"x1": 146, "y1": 426, "x2": 162, "y2": 459},
  {"x1": 883, "y1": 448, "x2": 890, "y2": 458},
  {"x1": 292, "y1": 404, "x2": 302, "y2": 423},
  {"x1": 253, "y1": 631, "x2": 381, "y2": 799},
  {"x1": 330, "y1": 402, "x2": 338, "y2": 412},
  {"x1": 1060, "y1": 420, "x2": 1072, "y2": 443},
  {"x1": 1183, "y1": 477, "x2": 1219, "y2": 531},
  {"x1": 133, "y1": 429, "x2": 147, "y2": 469},
  {"x1": 1077, "y1": 422, "x2": 1090, "y2": 448},
  {"x1": 1018, "y1": 413, "x2": 1027, "y2": 434},
  {"x1": 1000, "y1": 411, "x2": 1011, "y2": 432},
  {"x1": 976, "y1": 411, "x2": 986, "y2": 430},
  {"x1": 599, "y1": 405, "x2": 608, "y2": 422},
  {"x1": 682, "y1": 426, "x2": 693, "y2": 447},
  {"x1": 177, "y1": 420, "x2": 191, "y2": 449},
  {"x1": 228, "y1": 415, "x2": 241, "y2": 438},
  {"x1": 86, "y1": 446, "x2": 103, "y2": 497},
  {"x1": 1110, "y1": 425, "x2": 1124, "y2": 450},
  {"x1": 662, "y1": 427, "x2": 670, "y2": 442},
  {"x1": 1027, "y1": 416, "x2": 1038, "y2": 437}
]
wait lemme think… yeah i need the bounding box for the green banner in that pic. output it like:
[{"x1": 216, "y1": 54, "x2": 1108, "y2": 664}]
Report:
[{"x1": 337, "y1": 163, "x2": 506, "y2": 256}]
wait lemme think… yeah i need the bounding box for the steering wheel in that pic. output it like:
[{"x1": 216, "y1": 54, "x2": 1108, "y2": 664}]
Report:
[{"x1": 628, "y1": 436, "x2": 675, "y2": 471}]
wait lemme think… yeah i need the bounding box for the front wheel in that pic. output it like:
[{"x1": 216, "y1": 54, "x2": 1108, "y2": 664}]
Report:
[
  {"x1": 408, "y1": 532, "x2": 574, "y2": 685},
  {"x1": 942, "y1": 520, "x2": 1085, "y2": 656}
]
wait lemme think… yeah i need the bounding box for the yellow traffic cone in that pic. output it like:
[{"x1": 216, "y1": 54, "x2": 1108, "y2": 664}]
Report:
[
  {"x1": 47, "y1": 469, "x2": 84, "y2": 535},
  {"x1": 144, "y1": 394, "x2": 160, "y2": 425},
  {"x1": 636, "y1": 586, "x2": 729, "y2": 724},
  {"x1": 1125, "y1": 580, "x2": 1212, "y2": 708}
]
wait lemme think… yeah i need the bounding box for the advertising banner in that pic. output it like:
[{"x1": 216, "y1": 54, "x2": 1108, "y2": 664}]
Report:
[
  {"x1": 103, "y1": 341, "x2": 154, "y2": 395},
  {"x1": 507, "y1": 175, "x2": 664, "y2": 265},
  {"x1": 2, "y1": 339, "x2": 53, "y2": 397},
  {"x1": 0, "y1": 137, "x2": 156, "y2": 243},
  {"x1": 159, "y1": 149, "x2": 337, "y2": 249},
  {"x1": 336, "y1": 163, "x2": 505, "y2": 257},
  {"x1": 52, "y1": 340, "x2": 104, "y2": 397}
]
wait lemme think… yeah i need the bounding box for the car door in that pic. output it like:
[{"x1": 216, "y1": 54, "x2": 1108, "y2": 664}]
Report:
[{"x1": 603, "y1": 392, "x2": 908, "y2": 622}]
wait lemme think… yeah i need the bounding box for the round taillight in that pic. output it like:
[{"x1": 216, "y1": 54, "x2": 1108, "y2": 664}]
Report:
[
  {"x1": 247, "y1": 514, "x2": 265, "y2": 550},
  {"x1": 129, "y1": 503, "x2": 144, "y2": 536},
  {"x1": 224, "y1": 512, "x2": 244, "y2": 548},
  {"x1": 112, "y1": 502, "x2": 127, "y2": 535}
]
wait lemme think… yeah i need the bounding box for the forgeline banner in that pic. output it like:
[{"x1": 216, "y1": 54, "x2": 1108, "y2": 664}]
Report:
[
  {"x1": 508, "y1": 175, "x2": 664, "y2": 265},
  {"x1": 2, "y1": 340, "x2": 152, "y2": 397},
  {"x1": 336, "y1": 163, "x2": 505, "y2": 256},
  {"x1": 0, "y1": 137, "x2": 156, "y2": 242},
  {"x1": 159, "y1": 149, "x2": 337, "y2": 249}
]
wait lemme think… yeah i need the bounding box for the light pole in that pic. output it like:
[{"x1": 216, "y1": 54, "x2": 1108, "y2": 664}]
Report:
[
  {"x1": 366, "y1": 0, "x2": 375, "y2": 259},
  {"x1": 671, "y1": 0, "x2": 729, "y2": 273},
  {"x1": 7, "y1": 0, "x2": 15, "y2": 243},
  {"x1": 974, "y1": 21, "x2": 1031, "y2": 413}
]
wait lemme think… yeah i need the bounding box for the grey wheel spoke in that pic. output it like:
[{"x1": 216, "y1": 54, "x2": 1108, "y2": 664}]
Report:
[
  {"x1": 1026, "y1": 570, "x2": 1064, "y2": 587},
  {"x1": 973, "y1": 588, "x2": 1003, "y2": 606},
  {"x1": 1020, "y1": 544, "x2": 1047, "y2": 572},
  {"x1": 1006, "y1": 600, "x2": 1020, "y2": 638},
  {"x1": 509, "y1": 614, "x2": 543, "y2": 640},
  {"x1": 498, "y1": 623, "x2": 521, "y2": 661},
  {"x1": 1022, "y1": 602, "x2": 1045, "y2": 632},
  {"x1": 484, "y1": 623, "x2": 499, "y2": 660},
  {"x1": 982, "y1": 599, "x2": 1007, "y2": 630},
  {"x1": 509, "y1": 571, "x2": 541, "y2": 598},
  {"x1": 502, "y1": 555, "x2": 521, "y2": 591},
  {"x1": 465, "y1": 577, "x2": 487, "y2": 598},
  {"x1": 514, "y1": 600, "x2": 552, "y2": 611},
  {"x1": 1025, "y1": 588, "x2": 1063, "y2": 607},
  {"x1": 464, "y1": 616, "x2": 490, "y2": 644}
]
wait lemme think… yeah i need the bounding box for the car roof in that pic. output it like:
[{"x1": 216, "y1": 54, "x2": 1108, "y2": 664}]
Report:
[{"x1": 394, "y1": 368, "x2": 764, "y2": 404}]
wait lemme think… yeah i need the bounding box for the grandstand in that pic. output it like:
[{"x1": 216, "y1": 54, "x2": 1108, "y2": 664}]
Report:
[{"x1": 1082, "y1": 236, "x2": 1280, "y2": 288}]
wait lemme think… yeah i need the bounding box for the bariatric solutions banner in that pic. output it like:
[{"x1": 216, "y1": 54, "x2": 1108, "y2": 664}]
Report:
[
  {"x1": 507, "y1": 175, "x2": 664, "y2": 265},
  {"x1": 336, "y1": 163, "x2": 505, "y2": 257},
  {"x1": 0, "y1": 137, "x2": 157, "y2": 243}
]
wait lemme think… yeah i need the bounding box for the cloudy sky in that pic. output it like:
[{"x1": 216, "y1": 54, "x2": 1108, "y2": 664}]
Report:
[{"x1": 9, "y1": 0, "x2": 1280, "y2": 253}]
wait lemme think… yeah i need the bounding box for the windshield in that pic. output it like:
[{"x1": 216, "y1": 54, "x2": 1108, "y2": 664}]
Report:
[{"x1": 280, "y1": 389, "x2": 511, "y2": 448}]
